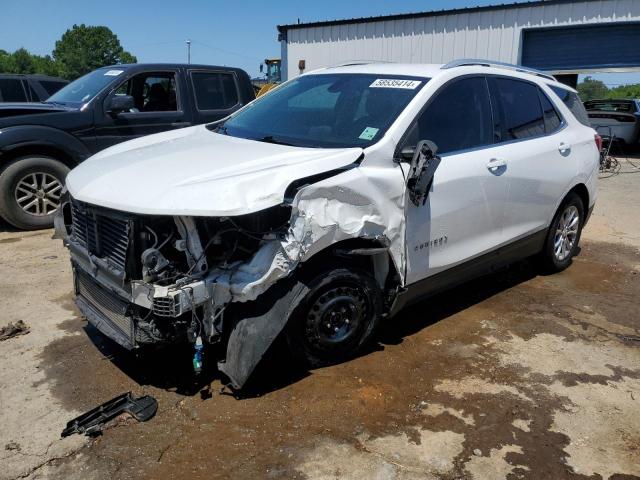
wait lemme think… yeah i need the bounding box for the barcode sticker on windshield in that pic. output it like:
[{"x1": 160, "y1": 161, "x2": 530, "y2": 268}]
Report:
[
  {"x1": 359, "y1": 127, "x2": 379, "y2": 140},
  {"x1": 370, "y1": 79, "x2": 421, "y2": 89},
  {"x1": 104, "y1": 70, "x2": 124, "y2": 76}
]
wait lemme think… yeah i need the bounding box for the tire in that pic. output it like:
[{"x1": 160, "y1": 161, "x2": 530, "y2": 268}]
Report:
[
  {"x1": 0, "y1": 156, "x2": 69, "y2": 230},
  {"x1": 286, "y1": 266, "x2": 384, "y2": 369},
  {"x1": 540, "y1": 192, "x2": 585, "y2": 273}
]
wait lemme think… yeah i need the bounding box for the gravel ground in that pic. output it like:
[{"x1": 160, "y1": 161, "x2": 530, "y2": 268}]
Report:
[{"x1": 1, "y1": 160, "x2": 639, "y2": 480}]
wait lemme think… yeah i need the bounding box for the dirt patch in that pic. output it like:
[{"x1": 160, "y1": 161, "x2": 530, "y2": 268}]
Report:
[
  {"x1": 0, "y1": 320, "x2": 30, "y2": 341},
  {"x1": 3, "y1": 173, "x2": 640, "y2": 480}
]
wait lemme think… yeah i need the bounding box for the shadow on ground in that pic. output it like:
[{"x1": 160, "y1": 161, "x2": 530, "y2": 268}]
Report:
[{"x1": 81, "y1": 254, "x2": 544, "y2": 400}]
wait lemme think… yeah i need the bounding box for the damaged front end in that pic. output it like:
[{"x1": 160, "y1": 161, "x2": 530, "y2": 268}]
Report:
[
  {"x1": 56, "y1": 196, "x2": 291, "y2": 348},
  {"x1": 56, "y1": 164, "x2": 405, "y2": 389}
]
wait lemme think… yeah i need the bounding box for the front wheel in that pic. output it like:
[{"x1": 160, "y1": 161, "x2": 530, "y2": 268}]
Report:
[
  {"x1": 540, "y1": 192, "x2": 584, "y2": 273},
  {"x1": 0, "y1": 156, "x2": 69, "y2": 230},
  {"x1": 286, "y1": 267, "x2": 383, "y2": 368}
]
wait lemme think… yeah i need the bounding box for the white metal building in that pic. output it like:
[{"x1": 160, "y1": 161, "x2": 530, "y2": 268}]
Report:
[{"x1": 277, "y1": 0, "x2": 640, "y2": 82}]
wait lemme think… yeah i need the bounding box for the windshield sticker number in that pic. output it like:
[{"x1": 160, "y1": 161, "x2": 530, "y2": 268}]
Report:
[
  {"x1": 359, "y1": 127, "x2": 379, "y2": 140},
  {"x1": 370, "y1": 79, "x2": 421, "y2": 89},
  {"x1": 104, "y1": 70, "x2": 124, "y2": 76}
]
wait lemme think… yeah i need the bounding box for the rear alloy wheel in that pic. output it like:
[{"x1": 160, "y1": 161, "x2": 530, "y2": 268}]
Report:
[
  {"x1": 286, "y1": 267, "x2": 383, "y2": 368},
  {"x1": 0, "y1": 156, "x2": 69, "y2": 230},
  {"x1": 553, "y1": 205, "x2": 580, "y2": 262},
  {"x1": 541, "y1": 192, "x2": 584, "y2": 273}
]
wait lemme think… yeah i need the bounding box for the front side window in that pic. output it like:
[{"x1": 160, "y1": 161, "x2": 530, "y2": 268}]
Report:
[
  {"x1": 405, "y1": 77, "x2": 493, "y2": 155},
  {"x1": 114, "y1": 72, "x2": 178, "y2": 112},
  {"x1": 493, "y1": 78, "x2": 545, "y2": 141},
  {"x1": 191, "y1": 72, "x2": 239, "y2": 110},
  {"x1": 550, "y1": 86, "x2": 591, "y2": 127},
  {"x1": 214, "y1": 73, "x2": 427, "y2": 148},
  {"x1": 0, "y1": 79, "x2": 27, "y2": 102}
]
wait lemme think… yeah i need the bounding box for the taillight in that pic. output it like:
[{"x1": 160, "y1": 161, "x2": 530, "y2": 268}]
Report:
[{"x1": 594, "y1": 133, "x2": 603, "y2": 152}]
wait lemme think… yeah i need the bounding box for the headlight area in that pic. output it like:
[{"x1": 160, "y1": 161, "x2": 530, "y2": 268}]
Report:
[{"x1": 61, "y1": 197, "x2": 292, "y2": 354}]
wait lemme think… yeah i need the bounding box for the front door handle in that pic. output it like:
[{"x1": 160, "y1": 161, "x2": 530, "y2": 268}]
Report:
[
  {"x1": 487, "y1": 158, "x2": 507, "y2": 171},
  {"x1": 171, "y1": 121, "x2": 191, "y2": 128},
  {"x1": 558, "y1": 142, "x2": 571, "y2": 154}
]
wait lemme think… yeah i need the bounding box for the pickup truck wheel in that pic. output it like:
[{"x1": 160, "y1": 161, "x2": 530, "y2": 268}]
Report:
[
  {"x1": 286, "y1": 267, "x2": 383, "y2": 368},
  {"x1": 540, "y1": 192, "x2": 584, "y2": 273},
  {"x1": 0, "y1": 156, "x2": 69, "y2": 230}
]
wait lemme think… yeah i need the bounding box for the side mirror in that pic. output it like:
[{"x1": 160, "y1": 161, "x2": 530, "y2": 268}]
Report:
[
  {"x1": 107, "y1": 94, "x2": 135, "y2": 114},
  {"x1": 406, "y1": 140, "x2": 441, "y2": 206}
]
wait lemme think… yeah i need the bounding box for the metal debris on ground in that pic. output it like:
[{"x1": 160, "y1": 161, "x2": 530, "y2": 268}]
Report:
[
  {"x1": 61, "y1": 392, "x2": 158, "y2": 438},
  {"x1": 0, "y1": 320, "x2": 30, "y2": 341}
]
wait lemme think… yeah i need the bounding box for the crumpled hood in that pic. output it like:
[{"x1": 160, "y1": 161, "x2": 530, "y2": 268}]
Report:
[{"x1": 66, "y1": 125, "x2": 363, "y2": 216}]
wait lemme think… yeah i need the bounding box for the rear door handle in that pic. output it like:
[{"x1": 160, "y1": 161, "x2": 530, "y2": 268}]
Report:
[
  {"x1": 558, "y1": 142, "x2": 571, "y2": 154},
  {"x1": 171, "y1": 121, "x2": 191, "y2": 128},
  {"x1": 487, "y1": 158, "x2": 507, "y2": 171}
]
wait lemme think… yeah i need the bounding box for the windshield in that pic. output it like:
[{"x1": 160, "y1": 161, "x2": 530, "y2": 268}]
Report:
[
  {"x1": 214, "y1": 73, "x2": 427, "y2": 148},
  {"x1": 47, "y1": 68, "x2": 125, "y2": 105}
]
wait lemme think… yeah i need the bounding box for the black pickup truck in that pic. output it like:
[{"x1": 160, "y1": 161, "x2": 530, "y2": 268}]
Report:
[{"x1": 0, "y1": 63, "x2": 255, "y2": 229}]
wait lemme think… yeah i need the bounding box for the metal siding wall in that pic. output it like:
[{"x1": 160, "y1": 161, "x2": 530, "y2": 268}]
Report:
[{"x1": 282, "y1": 0, "x2": 640, "y2": 79}]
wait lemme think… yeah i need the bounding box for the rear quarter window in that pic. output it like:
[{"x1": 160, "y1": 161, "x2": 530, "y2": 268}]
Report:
[
  {"x1": 0, "y1": 78, "x2": 27, "y2": 102},
  {"x1": 550, "y1": 86, "x2": 591, "y2": 127},
  {"x1": 39, "y1": 80, "x2": 68, "y2": 96}
]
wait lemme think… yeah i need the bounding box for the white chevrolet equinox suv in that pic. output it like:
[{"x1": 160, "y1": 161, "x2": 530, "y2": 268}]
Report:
[{"x1": 56, "y1": 60, "x2": 599, "y2": 389}]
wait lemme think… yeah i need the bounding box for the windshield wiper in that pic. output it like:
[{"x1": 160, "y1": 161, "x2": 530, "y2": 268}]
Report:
[
  {"x1": 41, "y1": 101, "x2": 66, "y2": 107},
  {"x1": 258, "y1": 135, "x2": 293, "y2": 146}
]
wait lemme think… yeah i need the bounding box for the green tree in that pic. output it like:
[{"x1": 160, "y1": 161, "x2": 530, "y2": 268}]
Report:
[
  {"x1": 53, "y1": 24, "x2": 137, "y2": 79},
  {"x1": 606, "y1": 83, "x2": 640, "y2": 99},
  {"x1": 0, "y1": 48, "x2": 60, "y2": 76},
  {"x1": 577, "y1": 76, "x2": 609, "y2": 101}
]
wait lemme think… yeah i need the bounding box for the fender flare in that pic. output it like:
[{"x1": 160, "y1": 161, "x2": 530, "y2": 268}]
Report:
[{"x1": 0, "y1": 125, "x2": 92, "y2": 166}]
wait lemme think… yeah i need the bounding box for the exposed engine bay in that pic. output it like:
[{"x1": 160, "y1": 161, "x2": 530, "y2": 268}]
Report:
[{"x1": 57, "y1": 198, "x2": 292, "y2": 348}]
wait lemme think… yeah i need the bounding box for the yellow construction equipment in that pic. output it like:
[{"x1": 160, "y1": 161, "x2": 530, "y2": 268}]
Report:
[{"x1": 255, "y1": 58, "x2": 281, "y2": 97}]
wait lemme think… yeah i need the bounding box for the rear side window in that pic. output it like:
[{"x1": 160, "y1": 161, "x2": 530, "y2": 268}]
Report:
[
  {"x1": 192, "y1": 72, "x2": 239, "y2": 110},
  {"x1": 539, "y1": 91, "x2": 562, "y2": 133},
  {"x1": 39, "y1": 80, "x2": 67, "y2": 96},
  {"x1": 0, "y1": 79, "x2": 27, "y2": 102},
  {"x1": 550, "y1": 86, "x2": 591, "y2": 126},
  {"x1": 410, "y1": 77, "x2": 493, "y2": 155},
  {"x1": 492, "y1": 78, "x2": 545, "y2": 141}
]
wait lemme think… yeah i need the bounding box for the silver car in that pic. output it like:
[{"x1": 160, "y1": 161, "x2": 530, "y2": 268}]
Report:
[{"x1": 585, "y1": 99, "x2": 640, "y2": 145}]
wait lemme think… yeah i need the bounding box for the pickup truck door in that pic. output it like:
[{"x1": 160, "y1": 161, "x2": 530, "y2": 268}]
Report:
[
  {"x1": 94, "y1": 69, "x2": 193, "y2": 151},
  {"x1": 402, "y1": 76, "x2": 509, "y2": 285},
  {"x1": 188, "y1": 70, "x2": 246, "y2": 124}
]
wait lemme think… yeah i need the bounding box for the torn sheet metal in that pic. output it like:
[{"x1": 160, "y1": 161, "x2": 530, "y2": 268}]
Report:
[{"x1": 213, "y1": 165, "x2": 406, "y2": 303}]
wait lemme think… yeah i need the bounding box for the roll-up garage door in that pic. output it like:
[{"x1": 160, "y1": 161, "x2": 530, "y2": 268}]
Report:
[{"x1": 521, "y1": 23, "x2": 640, "y2": 71}]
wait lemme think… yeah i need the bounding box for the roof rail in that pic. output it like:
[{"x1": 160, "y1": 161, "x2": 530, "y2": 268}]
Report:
[
  {"x1": 330, "y1": 60, "x2": 394, "y2": 68},
  {"x1": 441, "y1": 59, "x2": 556, "y2": 81}
]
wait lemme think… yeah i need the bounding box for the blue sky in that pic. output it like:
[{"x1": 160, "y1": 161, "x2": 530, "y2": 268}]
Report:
[{"x1": 1, "y1": 0, "x2": 638, "y2": 85}]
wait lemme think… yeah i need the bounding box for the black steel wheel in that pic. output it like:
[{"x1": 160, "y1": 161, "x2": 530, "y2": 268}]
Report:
[{"x1": 286, "y1": 267, "x2": 383, "y2": 368}]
